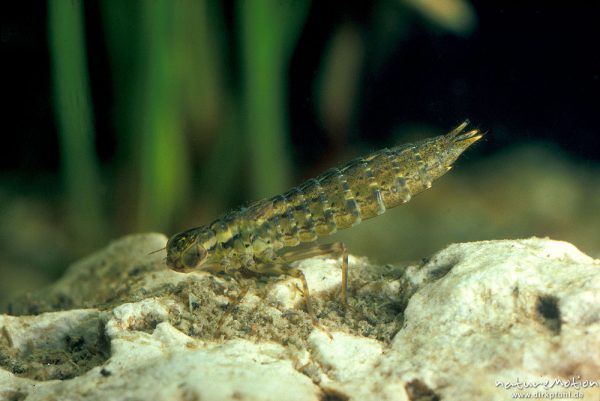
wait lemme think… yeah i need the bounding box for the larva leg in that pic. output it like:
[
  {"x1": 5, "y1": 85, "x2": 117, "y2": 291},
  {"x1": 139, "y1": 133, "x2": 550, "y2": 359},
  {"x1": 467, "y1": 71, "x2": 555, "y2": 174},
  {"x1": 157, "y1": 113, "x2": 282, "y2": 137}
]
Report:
[
  {"x1": 250, "y1": 261, "x2": 316, "y2": 324},
  {"x1": 252, "y1": 261, "x2": 332, "y2": 338},
  {"x1": 288, "y1": 268, "x2": 315, "y2": 324},
  {"x1": 214, "y1": 285, "x2": 250, "y2": 337},
  {"x1": 279, "y1": 242, "x2": 349, "y2": 305}
]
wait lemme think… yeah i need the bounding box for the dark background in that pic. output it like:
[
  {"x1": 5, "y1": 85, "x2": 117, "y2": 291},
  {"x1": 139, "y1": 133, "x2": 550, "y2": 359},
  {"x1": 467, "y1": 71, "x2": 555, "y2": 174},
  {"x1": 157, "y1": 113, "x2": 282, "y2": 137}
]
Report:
[{"x1": 2, "y1": 2, "x2": 599, "y2": 174}]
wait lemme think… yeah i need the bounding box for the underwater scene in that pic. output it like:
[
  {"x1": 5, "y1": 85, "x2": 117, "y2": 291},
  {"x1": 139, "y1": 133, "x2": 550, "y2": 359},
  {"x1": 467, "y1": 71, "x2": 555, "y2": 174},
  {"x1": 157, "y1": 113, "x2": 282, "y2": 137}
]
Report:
[{"x1": 1, "y1": 2, "x2": 599, "y2": 400}]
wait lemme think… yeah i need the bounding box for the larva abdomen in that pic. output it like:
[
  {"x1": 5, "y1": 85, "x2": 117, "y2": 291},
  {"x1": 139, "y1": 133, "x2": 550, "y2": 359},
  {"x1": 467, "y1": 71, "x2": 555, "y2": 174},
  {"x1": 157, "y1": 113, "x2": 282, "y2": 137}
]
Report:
[{"x1": 271, "y1": 121, "x2": 482, "y2": 244}]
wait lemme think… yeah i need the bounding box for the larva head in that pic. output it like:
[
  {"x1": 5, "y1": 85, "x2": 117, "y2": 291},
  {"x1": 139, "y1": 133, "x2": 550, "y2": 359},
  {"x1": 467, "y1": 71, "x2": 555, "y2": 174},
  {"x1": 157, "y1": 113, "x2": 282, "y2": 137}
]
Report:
[{"x1": 166, "y1": 227, "x2": 215, "y2": 272}]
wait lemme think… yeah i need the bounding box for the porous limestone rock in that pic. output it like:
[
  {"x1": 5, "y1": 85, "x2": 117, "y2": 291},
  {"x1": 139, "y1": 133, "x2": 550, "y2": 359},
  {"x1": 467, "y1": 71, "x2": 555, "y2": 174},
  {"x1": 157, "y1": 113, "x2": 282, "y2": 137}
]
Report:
[{"x1": 1, "y1": 234, "x2": 599, "y2": 400}]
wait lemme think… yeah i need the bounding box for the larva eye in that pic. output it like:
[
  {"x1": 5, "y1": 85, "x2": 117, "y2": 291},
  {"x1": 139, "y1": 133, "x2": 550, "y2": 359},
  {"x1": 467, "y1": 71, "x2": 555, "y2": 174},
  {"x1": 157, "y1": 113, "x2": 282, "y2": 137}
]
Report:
[{"x1": 181, "y1": 244, "x2": 208, "y2": 270}]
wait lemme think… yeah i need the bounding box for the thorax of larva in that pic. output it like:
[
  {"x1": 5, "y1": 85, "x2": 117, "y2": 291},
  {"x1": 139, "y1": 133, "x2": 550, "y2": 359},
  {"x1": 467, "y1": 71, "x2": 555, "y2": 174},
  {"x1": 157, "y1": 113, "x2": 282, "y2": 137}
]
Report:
[{"x1": 206, "y1": 209, "x2": 283, "y2": 267}]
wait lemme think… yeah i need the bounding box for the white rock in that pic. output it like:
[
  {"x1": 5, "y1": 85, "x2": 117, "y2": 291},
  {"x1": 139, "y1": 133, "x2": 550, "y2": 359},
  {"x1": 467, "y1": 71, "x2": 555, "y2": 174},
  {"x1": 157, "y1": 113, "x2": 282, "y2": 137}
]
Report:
[
  {"x1": 309, "y1": 330, "x2": 383, "y2": 382},
  {"x1": 1, "y1": 235, "x2": 599, "y2": 401},
  {"x1": 373, "y1": 239, "x2": 600, "y2": 400}
]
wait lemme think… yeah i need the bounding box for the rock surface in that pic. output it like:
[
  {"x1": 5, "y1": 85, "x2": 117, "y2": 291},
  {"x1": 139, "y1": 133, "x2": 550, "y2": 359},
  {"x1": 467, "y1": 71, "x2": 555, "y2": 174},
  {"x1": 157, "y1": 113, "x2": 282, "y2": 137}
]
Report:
[{"x1": 1, "y1": 234, "x2": 599, "y2": 400}]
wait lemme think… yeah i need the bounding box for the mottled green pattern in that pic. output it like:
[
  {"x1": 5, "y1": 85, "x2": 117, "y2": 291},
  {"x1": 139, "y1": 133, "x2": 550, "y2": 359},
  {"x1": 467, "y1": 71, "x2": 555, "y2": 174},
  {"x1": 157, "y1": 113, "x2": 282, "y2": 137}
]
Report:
[{"x1": 166, "y1": 121, "x2": 482, "y2": 273}]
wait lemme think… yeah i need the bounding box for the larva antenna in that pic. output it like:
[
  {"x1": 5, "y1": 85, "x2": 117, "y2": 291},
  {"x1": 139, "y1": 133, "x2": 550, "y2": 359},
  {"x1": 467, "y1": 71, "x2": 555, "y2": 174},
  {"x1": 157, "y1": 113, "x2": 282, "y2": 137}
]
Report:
[{"x1": 148, "y1": 246, "x2": 166, "y2": 255}]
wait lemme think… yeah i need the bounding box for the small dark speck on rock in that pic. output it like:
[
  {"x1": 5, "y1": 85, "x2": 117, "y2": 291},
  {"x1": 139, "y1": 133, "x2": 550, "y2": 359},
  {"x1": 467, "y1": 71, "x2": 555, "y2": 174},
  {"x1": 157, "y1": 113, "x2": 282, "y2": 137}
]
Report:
[
  {"x1": 0, "y1": 391, "x2": 28, "y2": 401},
  {"x1": 320, "y1": 388, "x2": 350, "y2": 401},
  {"x1": 535, "y1": 294, "x2": 561, "y2": 335},
  {"x1": 428, "y1": 263, "x2": 455, "y2": 280},
  {"x1": 405, "y1": 379, "x2": 440, "y2": 401}
]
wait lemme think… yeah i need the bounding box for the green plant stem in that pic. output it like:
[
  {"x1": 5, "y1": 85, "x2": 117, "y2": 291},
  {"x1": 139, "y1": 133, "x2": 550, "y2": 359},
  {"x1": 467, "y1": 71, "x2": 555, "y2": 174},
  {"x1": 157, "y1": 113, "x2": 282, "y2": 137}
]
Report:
[
  {"x1": 48, "y1": 0, "x2": 107, "y2": 251},
  {"x1": 136, "y1": 0, "x2": 189, "y2": 231},
  {"x1": 238, "y1": 0, "x2": 309, "y2": 199}
]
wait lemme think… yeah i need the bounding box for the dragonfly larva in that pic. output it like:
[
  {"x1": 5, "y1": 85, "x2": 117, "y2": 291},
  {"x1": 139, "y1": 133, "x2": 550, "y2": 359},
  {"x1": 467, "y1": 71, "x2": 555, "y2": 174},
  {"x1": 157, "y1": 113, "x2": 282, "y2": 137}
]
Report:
[{"x1": 166, "y1": 120, "x2": 483, "y2": 318}]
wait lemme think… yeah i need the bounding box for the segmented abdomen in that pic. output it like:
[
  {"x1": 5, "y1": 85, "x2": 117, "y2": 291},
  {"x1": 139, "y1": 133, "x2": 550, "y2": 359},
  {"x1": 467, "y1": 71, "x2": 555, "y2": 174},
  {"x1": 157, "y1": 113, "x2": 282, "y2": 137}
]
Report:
[
  {"x1": 253, "y1": 143, "x2": 437, "y2": 248},
  {"x1": 215, "y1": 121, "x2": 482, "y2": 256}
]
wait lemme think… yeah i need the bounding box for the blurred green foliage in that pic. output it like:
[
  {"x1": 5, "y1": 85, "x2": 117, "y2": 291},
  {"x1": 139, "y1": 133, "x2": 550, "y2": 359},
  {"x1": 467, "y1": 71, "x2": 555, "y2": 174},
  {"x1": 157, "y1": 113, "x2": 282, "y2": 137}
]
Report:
[
  {"x1": 48, "y1": 0, "x2": 109, "y2": 251},
  {"x1": 100, "y1": 0, "x2": 312, "y2": 233},
  {"x1": 48, "y1": 0, "x2": 477, "y2": 249},
  {"x1": 239, "y1": 0, "x2": 309, "y2": 200}
]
